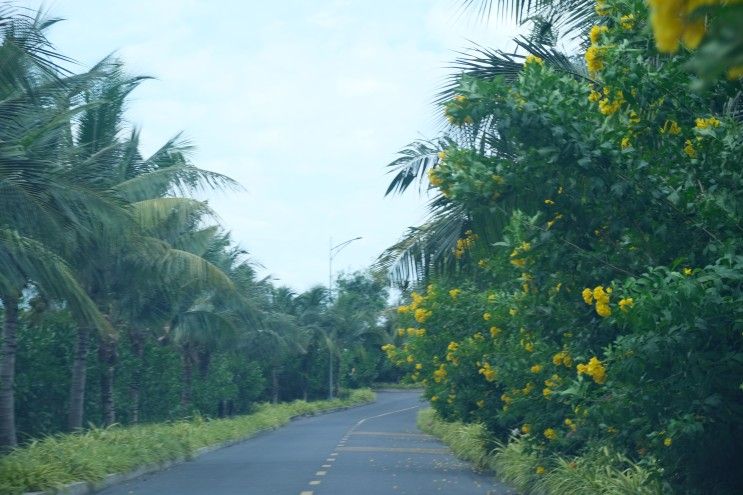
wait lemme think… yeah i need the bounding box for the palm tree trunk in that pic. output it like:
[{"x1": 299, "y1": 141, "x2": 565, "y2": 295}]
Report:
[
  {"x1": 0, "y1": 294, "x2": 20, "y2": 449},
  {"x1": 129, "y1": 329, "x2": 144, "y2": 423},
  {"x1": 68, "y1": 328, "x2": 90, "y2": 430},
  {"x1": 271, "y1": 367, "x2": 279, "y2": 404},
  {"x1": 180, "y1": 345, "x2": 193, "y2": 409},
  {"x1": 98, "y1": 336, "x2": 117, "y2": 426}
]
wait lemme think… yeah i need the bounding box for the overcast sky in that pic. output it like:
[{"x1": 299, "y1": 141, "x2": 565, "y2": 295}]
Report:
[{"x1": 22, "y1": 0, "x2": 520, "y2": 291}]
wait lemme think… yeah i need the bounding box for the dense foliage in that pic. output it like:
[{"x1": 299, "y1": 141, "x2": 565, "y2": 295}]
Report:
[{"x1": 381, "y1": 0, "x2": 742, "y2": 493}]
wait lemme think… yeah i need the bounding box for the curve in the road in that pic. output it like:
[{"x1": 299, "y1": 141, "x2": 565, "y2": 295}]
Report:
[{"x1": 98, "y1": 391, "x2": 513, "y2": 495}]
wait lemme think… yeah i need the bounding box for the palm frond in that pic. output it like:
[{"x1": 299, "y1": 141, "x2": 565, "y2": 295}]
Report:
[{"x1": 385, "y1": 137, "x2": 455, "y2": 196}]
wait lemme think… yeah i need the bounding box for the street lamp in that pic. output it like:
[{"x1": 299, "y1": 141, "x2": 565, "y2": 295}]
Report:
[
  {"x1": 326, "y1": 235, "x2": 362, "y2": 399},
  {"x1": 328, "y1": 236, "x2": 362, "y2": 301}
]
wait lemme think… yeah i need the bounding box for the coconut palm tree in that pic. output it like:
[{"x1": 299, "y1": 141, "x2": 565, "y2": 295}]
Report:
[{"x1": 0, "y1": 6, "x2": 117, "y2": 448}]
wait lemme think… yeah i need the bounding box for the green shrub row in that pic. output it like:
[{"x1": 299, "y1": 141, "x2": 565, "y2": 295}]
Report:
[
  {"x1": 417, "y1": 408, "x2": 668, "y2": 495},
  {"x1": 0, "y1": 389, "x2": 375, "y2": 494}
]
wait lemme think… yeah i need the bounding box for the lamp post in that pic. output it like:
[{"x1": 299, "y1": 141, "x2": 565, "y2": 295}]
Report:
[{"x1": 327, "y1": 236, "x2": 362, "y2": 399}]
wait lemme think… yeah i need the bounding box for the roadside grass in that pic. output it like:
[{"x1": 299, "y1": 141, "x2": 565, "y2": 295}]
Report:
[
  {"x1": 417, "y1": 408, "x2": 667, "y2": 495},
  {"x1": 0, "y1": 389, "x2": 375, "y2": 495}
]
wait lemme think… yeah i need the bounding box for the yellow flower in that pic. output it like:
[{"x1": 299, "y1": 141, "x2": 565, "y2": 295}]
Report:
[
  {"x1": 406, "y1": 354, "x2": 415, "y2": 364},
  {"x1": 454, "y1": 95, "x2": 467, "y2": 103},
  {"x1": 448, "y1": 288, "x2": 461, "y2": 299},
  {"x1": 437, "y1": 150, "x2": 447, "y2": 161},
  {"x1": 564, "y1": 418, "x2": 577, "y2": 431},
  {"x1": 585, "y1": 45, "x2": 604, "y2": 74},
  {"x1": 683, "y1": 267, "x2": 693, "y2": 276},
  {"x1": 522, "y1": 382, "x2": 535, "y2": 395},
  {"x1": 414, "y1": 308, "x2": 432, "y2": 323},
  {"x1": 416, "y1": 328, "x2": 426, "y2": 337},
  {"x1": 487, "y1": 293, "x2": 497, "y2": 303},
  {"x1": 521, "y1": 423, "x2": 531, "y2": 434},
  {"x1": 431, "y1": 395, "x2": 438, "y2": 402},
  {"x1": 397, "y1": 305, "x2": 410, "y2": 314},
  {"x1": 588, "y1": 89, "x2": 602, "y2": 102},
  {"x1": 621, "y1": 136, "x2": 631, "y2": 149},
  {"x1": 433, "y1": 364, "x2": 447, "y2": 383},
  {"x1": 415, "y1": 363, "x2": 422, "y2": 370},
  {"x1": 664, "y1": 437, "x2": 672, "y2": 447},
  {"x1": 535, "y1": 466, "x2": 546, "y2": 475},
  {"x1": 589, "y1": 25, "x2": 608, "y2": 45},
  {"x1": 524, "y1": 54, "x2": 544, "y2": 66},
  {"x1": 447, "y1": 341, "x2": 459, "y2": 352},
  {"x1": 544, "y1": 428, "x2": 558, "y2": 441},
  {"x1": 483, "y1": 312, "x2": 492, "y2": 321},
  {"x1": 660, "y1": 120, "x2": 682, "y2": 135},
  {"x1": 397, "y1": 328, "x2": 406, "y2": 337},
  {"x1": 490, "y1": 326, "x2": 501, "y2": 338},
  {"x1": 543, "y1": 387, "x2": 552, "y2": 398},
  {"x1": 509, "y1": 308, "x2": 518, "y2": 317},
  {"x1": 501, "y1": 393, "x2": 513, "y2": 405},
  {"x1": 598, "y1": 90, "x2": 625, "y2": 115},
  {"x1": 596, "y1": 302, "x2": 612, "y2": 317},
  {"x1": 695, "y1": 117, "x2": 721, "y2": 129},
  {"x1": 618, "y1": 297, "x2": 634, "y2": 312},
  {"x1": 582, "y1": 288, "x2": 594, "y2": 305},
  {"x1": 530, "y1": 364, "x2": 543, "y2": 374},
  {"x1": 523, "y1": 341, "x2": 534, "y2": 353},
  {"x1": 577, "y1": 356, "x2": 607, "y2": 384},
  {"x1": 544, "y1": 199, "x2": 555, "y2": 205},
  {"x1": 479, "y1": 362, "x2": 497, "y2": 382},
  {"x1": 620, "y1": 14, "x2": 635, "y2": 30},
  {"x1": 593, "y1": 286, "x2": 610, "y2": 304},
  {"x1": 728, "y1": 65, "x2": 743, "y2": 79},
  {"x1": 684, "y1": 139, "x2": 697, "y2": 158},
  {"x1": 476, "y1": 399, "x2": 485, "y2": 408},
  {"x1": 427, "y1": 168, "x2": 443, "y2": 187}
]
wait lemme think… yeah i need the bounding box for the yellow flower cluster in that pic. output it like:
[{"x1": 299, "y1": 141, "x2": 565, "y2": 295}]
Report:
[
  {"x1": 647, "y1": 0, "x2": 708, "y2": 53},
  {"x1": 510, "y1": 241, "x2": 531, "y2": 268},
  {"x1": 433, "y1": 364, "x2": 447, "y2": 383},
  {"x1": 448, "y1": 288, "x2": 461, "y2": 299},
  {"x1": 535, "y1": 466, "x2": 546, "y2": 475},
  {"x1": 620, "y1": 14, "x2": 635, "y2": 30},
  {"x1": 521, "y1": 423, "x2": 531, "y2": 434},
  {"x1": 489, "y1": 325, "x2": 501, "y2": 338},
  {"x1": 660, "y1": 120, "x2": 682, "y2": 135},
  {"x1": 524, "y1": 54, "x2": 544, "y2": 66},
  {"x1": 483, "y1": 312, "x2": 492, "y2": 321},
  {"x1": 544, "y1": 428, "x2": 558, "y2": 441},
  {"x1": 618, "y1": 297, "x2": 634, "y2": 312},
  {"x1": 522, "y1": 382, "x2": 535, "y2": 395},
  {"x1": 543, "y1": 373, "x2": 562, "y2": 398},
  {"x1": 621, "y1": 136, "x2": 631, "y2": 149},
  {"x1": 552, "y1": 350, "x2": 573, "y2": 368},
  {"x1": 590, "y1": 25, "x2": 608, "y2": 44},
  {"x1": 530, "y1": 364, "x2": 543, "y2": 374},
  {"x1": 595, "y1": 0, "x2": 610, "y2": 16},
  {"x1": 577, "y1": 356, "x2": 607, "y2": 384},
  {"x1": 415, "y1": 307, "x2": 432, "y2": 323},
  {"x1": 427, "y1": 168, "x2": 443, "y2": 187},
  {"x1": 582, "y1": 285, "x2": 612, "y2": 317},
  {"x1": 478, "y1": 362, "x2": 497, "y2": 381},
  {"x1": 695, "y1": 116, "x2": 721, "y2": 129},
  {"x1": 454, "y1": 230, "x2": 478, "y2": 258},
  {"x1": 684, "y1": 139, "x2": 697, "y2": 158},
  {"x1": 585, "y1": 45, "x2": 605, "y2": 75},
  {"x1": 598, "y1": 88, "x2": 625, "y2": 116}
]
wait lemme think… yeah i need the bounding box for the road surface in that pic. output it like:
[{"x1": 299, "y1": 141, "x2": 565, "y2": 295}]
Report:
[{"x1": 99, "y1": 390, "x2": 514, "y2": 495}]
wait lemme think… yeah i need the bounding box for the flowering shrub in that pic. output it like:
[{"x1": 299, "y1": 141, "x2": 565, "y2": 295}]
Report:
[{"x1": 385, "y1": 1, "x2": 743, "y2": 492}]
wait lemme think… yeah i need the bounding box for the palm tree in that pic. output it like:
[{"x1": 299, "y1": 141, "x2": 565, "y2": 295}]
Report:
[{"x1": 0, "y1": 6, "x2": 115, "y2": 447}]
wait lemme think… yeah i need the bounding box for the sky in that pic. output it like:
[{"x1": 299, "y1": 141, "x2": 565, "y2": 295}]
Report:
[{"x1": 20, "y1": 0, "x2": 520, "y2": 291}]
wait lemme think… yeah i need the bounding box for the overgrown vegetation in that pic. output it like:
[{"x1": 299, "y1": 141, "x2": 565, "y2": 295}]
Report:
[
  {"x1": 381, "y1": 1, "x2": 743, "y2": 493},
  {"x1": 0, "y1": 389, "x2": 374, "y2": 495},
  {"x1": 418, "y1": 408, "x2": 666, "y2": 495}
]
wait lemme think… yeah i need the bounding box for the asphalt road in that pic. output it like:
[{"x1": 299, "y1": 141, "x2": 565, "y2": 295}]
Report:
[{"x1": 98, "y1": 391, "x2": 514, "y2": 495}]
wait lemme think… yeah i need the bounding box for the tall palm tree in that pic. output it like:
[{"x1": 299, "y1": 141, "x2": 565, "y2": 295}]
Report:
[{"x1": 0, "y1": 6, "x2": 115, "y2": 448}]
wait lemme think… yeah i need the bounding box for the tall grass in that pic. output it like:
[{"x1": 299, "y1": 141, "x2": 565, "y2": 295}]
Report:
[
  {"x1": 0, "y1": 389, "x2": 375, "y2": 494},
  {"x1": 417, "y1": 408, "x2": 668, "y2": 495}
]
